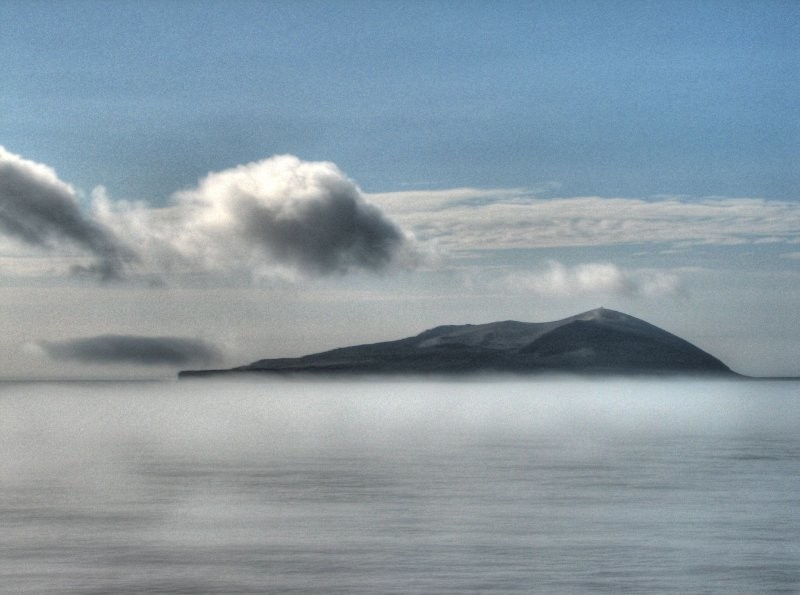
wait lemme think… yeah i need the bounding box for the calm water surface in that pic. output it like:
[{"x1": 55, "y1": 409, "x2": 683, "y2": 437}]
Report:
[{"x1": 1, "y1": 378, "x2": 799, "y2": 593}]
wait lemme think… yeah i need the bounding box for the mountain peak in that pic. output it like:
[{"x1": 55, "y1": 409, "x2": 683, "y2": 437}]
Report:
[{"x1": 575, "y1": 307, "x2": 625, "y2": 320}]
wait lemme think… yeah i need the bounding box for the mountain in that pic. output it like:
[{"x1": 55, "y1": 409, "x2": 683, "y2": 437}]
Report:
[{"x1": 179, "y1": 308, "x2": 735, "y2": 377}]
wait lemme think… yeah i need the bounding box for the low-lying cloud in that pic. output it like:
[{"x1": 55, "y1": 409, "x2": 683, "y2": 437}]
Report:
[
  {"x1": 497, "y1": 261, "x2": 684, "y2": 298},
  {"x1": 0, "y1": 146, "x2": 134, "y2": 280},
  {"x1": 39, "y1": 335, "x2": 222, "y2": 366}
]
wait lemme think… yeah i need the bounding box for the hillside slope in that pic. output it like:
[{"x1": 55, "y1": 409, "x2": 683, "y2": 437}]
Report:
[{"x1": 180, "y1": 308, "x2": 733, "y2": 377}]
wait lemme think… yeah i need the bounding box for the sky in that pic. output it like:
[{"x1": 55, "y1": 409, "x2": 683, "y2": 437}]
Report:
[{"x1": 0, "y1": 0, "x2": 798, "y2": 378}]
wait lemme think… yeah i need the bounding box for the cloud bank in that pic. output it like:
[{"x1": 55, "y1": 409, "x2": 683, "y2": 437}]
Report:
[
  {"x1": 39, "y1": 335, "x2": 222, "y2": 366},
  {"x1": 0, "y1": 146, "x2": 134, "y2": 280},
  {"x1": 3, "y1": 146, "x2": 798, "y2": 284}
]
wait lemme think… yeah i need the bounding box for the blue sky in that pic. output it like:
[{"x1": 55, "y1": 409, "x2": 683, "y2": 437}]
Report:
[
  {"x1": 4, "y1": 0, "x2": 797, "y2": 199},
  {"x1": 1, "y1": 0, "x2": 798, "y2": 377}
]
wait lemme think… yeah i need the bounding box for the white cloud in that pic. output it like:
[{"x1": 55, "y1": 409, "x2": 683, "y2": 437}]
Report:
[
  {"x1": 495, "y1": 261, "x2": 684, "y2": 298},
  {"x1": 372, "y1": 189, "x2": 800, "y2": 252},
  {"x1": 2, "y1": 146, "x2": 798, "y2": 286},
  {"x1": 94, "y1": 155, "x2": 420, "y2": 279},
  {"x1": 0, "y1": 150, "x2": 419, "y2": 281}
]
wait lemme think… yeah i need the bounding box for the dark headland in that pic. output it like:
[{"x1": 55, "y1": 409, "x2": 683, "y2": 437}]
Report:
[{"x1": 179, "y1": 308, "x2": 741, "y2": 378}]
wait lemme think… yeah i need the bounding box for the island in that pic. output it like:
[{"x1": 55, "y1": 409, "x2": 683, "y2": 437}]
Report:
[{"x1": 179, "y1": 307, "x2": 737, "y2": 378}]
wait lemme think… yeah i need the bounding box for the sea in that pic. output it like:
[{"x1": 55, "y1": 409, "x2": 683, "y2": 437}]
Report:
[{"x1": 1, "y1": 377, "x2": 799, "y2": 593}]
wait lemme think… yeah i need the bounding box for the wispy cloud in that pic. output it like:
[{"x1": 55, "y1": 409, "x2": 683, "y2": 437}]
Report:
[
  {"x1": 38, "y1": 335, "x2": 222, "y2": 366},
  {"x1": 373, "y1": 189, "x2": 800, "y2": 252},
  {"x1": 0, "y1": 146, "x2": 135, "y2": 280},
  {"x1": 494, "y1": 261, "x2": 684, "y2": 298}
]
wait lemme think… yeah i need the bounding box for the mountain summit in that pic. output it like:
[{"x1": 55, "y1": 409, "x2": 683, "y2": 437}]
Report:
[{"x1": 180, "y1": 308, "x2": 734, "y2": 377}]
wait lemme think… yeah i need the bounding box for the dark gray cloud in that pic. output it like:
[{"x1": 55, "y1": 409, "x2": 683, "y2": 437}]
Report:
[
  {"x1": 238, "y1": 182, "x2": 405, "y2": 274},
  {"x1": 0, "y1": 146, "x2": 135, "y2": 280},
  {"x1": 39, "y1": 335, "x2": 222, "y2": 366}
]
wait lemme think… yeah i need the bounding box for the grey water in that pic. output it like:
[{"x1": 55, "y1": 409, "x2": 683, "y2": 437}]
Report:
[{"x1": 1, "y1": 378, "x2": 799, "y2": 593}]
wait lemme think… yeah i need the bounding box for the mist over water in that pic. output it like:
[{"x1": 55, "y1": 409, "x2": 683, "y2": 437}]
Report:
[{"x1": 2, "y1": 378, "x2": 799, "y2": 593}]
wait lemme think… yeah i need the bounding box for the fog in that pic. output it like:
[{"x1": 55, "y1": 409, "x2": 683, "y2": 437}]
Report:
[
  {"x1": 2, "y1": 377, "x2": 795, "y2": 511},
  {"x1": 2, "y1": 378, "x2": 795, "y2": 477},
  {"x1": 2, "y1": 378, "x2": 799, "y2": 592}
]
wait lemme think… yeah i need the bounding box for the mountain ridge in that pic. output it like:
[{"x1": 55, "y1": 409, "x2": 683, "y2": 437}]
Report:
[{"x1": 179, "y1": 308, "x2": 736, "y2": 378}]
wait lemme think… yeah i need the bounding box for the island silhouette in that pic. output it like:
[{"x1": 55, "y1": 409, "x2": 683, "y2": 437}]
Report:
[{"x1": 179, "y1": 308, "x2": 736, "y2": 378}]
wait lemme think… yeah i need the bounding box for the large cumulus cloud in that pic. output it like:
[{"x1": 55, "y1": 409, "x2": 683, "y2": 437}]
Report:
[
  {"x1": 0, "y1": 146, "x2": 134, "y2": 280},
  {"x1": 0, "y1": 149, "x2": 416, "y2": 281},
  {"x1": 170, "y1": 155, "x2": 413, "y2": 275},
  {"x1": 93, "y1": 155, "x2": 418, "y2": 280}
]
